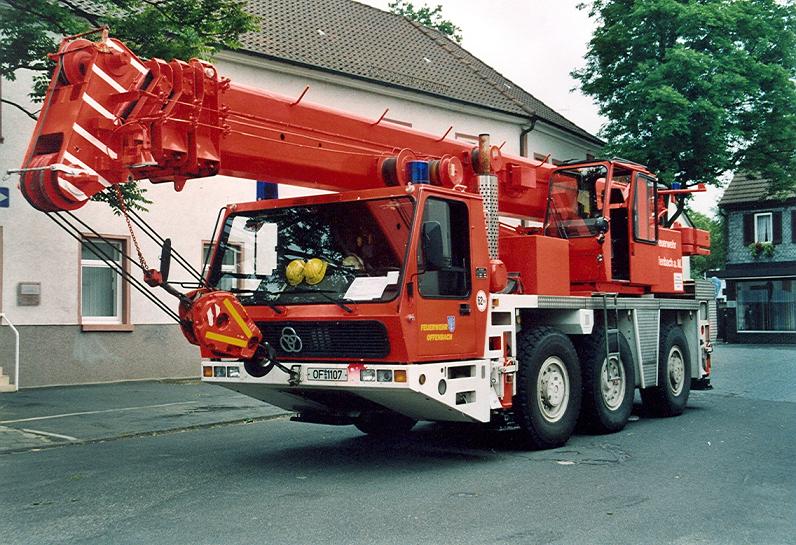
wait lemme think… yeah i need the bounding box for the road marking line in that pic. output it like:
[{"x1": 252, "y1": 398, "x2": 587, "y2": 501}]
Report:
[
  {"x1": 0, "y1": 401, "x2": 198, "y2": 424},
  {"x1": 21, "y1": 428, "x2": 79, "y2": 441}
]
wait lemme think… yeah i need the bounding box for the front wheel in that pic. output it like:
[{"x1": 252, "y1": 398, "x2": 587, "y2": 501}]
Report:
[
  {"x1": 514, "y1": 327, "x2": 582, "y2": 449},
  {"x1": 641, "y1": 324, "x2": 691, "y2": 417}
]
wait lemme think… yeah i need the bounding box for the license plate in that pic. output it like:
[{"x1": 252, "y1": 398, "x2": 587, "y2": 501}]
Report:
[{"x1": 306, "y1": 367, "x2": 348, "y2": 382}]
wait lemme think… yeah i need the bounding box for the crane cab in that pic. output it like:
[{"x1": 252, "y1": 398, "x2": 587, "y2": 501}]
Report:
[
  {"x1": 202, "y1": 184, "x2": 492, "y2": 365},
  {"x1": 541, "y1": 159, "x2": 693, "y2": 295}
]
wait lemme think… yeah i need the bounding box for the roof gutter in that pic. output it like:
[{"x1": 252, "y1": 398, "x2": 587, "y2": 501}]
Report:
[{"x1": 519, "y1": 115, "x2": 538, "y2": 158}]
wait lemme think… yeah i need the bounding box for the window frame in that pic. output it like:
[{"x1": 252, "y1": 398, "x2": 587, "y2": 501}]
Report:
[
  {"x1": 754, "y1": 212, "x2": 773, "y2": 243},
  {"x1": 736, "y1": 278, "x2": 796, "y2": 333},
  {"x1": 416, "y1": 197, "x2": 472, "y2": 300},
  {"x1": 79, "y1": 235, "x2": 132, "y2": 331},
  {"x1": 632, "y1": 173, "x2": 658, "y2": 244}
]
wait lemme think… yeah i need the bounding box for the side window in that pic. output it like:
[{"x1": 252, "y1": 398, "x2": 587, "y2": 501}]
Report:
[
  {"x1": 633, "y1": 175, "x2": 657, "y2": 242},
  {"x1": 417, "y1": 198, "x2": 470, "y2": 298},
  {"x1": 81, "y1": 238, "x2": 126, "y2": 324}
]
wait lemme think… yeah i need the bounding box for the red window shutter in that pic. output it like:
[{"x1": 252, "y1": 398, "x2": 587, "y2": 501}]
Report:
[{"x1": 743, "y1": 213, "x2": 753, "y2": 245}]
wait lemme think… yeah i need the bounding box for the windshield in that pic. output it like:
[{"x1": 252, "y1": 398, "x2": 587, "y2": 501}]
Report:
[
  {"x1": 208, "y1": 197, "x2": 415, "y2": 305},
  {"x1": 544, "y1": 165, "x2": 608, "y2": 238}
]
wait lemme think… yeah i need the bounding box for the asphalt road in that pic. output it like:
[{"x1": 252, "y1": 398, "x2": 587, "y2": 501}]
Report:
[{"x1": 1, "y1": 344, "x2": 794, "y2": 545}]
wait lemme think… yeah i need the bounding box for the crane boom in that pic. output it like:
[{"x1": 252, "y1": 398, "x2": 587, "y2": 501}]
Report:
[{"x1": 19, "y1": 33, "x2": 550, "y2": 219}]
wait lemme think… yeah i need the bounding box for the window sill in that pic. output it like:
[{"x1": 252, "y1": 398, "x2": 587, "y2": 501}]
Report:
[{"x1": 81, "y1": 323, "x2": 135, "y2": 332}]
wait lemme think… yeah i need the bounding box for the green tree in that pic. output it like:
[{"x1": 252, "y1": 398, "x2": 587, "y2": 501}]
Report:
[
  {"x1": 574, "y1": 0, "x2": 796, "y2": 207},
  {"x1": 0, "y1": 0, "x2": 257, "y2": 210},
  {"x1": 389, "y1": 1, "x2": 462, "y2": 43},
  {"x1": 687, "y1": 210, "x2": 726, "y2": 278}
]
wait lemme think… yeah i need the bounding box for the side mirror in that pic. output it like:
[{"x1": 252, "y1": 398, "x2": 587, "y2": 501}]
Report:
[
  {"x1": 421, "y1": 221, "x2": 445, "y2": 270},
  {"x1": 160, "y1": 238, "x2": 173, "y2": 284}
]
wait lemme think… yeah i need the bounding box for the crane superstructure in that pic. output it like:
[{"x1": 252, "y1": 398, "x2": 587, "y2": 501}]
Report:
[{"x1": 17, "y1": 31, "x2": 714, "y2": 447}]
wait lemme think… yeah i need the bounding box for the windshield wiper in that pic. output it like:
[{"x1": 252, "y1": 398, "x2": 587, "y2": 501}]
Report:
[
  {"x1": 290, "y1": 288, "x2": 354, "y2": 313},
  {"x1": 226, "y1": 288, "x2": 284, "y2": 314}
]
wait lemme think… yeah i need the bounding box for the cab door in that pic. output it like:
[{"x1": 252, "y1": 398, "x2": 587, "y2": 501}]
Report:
[
  {"x1": 629, "y1": 173, "x2": 660, "y2": 286},
  {"x1": 414, "y1": 196, "x2": 478, "y2": 358}
]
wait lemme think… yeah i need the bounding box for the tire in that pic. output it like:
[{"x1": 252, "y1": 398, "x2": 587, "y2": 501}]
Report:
[
  {"x1": 576, "y1": 328, "x2": 635, "y2": 433},
  {"x1": 514, "y1": 327, "x2": 582, "y2": 449},
  {"x1": 354, "y1": 411, "x2": 416, "y2": 436},
  {"x1": 641, "y1": 324, "x2": 691, "y2": 417}
]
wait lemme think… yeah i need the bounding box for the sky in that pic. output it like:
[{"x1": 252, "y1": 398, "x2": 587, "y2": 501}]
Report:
[{"x1": 357, "y1": 0, "x2": 723, "y2": 214}]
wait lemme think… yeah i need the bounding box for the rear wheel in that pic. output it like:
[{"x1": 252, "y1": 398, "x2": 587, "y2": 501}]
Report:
[
  {"x1": 577, "y1": 329, "x2": 635, "y2": 433},
  {"x1": 514, "y1": 327, "x2": 582, "y2": 449},
  {"x1": 641, "y1": 324, "x2": 691, "y2": 417},
  {"x1": 354, "y1": 411, "x2": 416, "y2": 436}
]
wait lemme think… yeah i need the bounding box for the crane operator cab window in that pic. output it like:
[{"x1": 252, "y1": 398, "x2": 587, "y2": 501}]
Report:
[
  {"x1": 544, "y1": 164, "x2": 609, "y2": 239},
  {"x1": 417, "y1": 198, "x2": 471, "y2": 297}
]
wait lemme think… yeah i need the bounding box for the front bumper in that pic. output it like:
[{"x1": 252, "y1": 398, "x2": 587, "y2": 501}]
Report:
[{"x1": 201, "y1": 360, "x2": 494, "y2": 423}]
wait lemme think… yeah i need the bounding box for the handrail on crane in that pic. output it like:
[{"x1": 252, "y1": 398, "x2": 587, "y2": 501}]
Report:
[{"x1": 0, "y1": 313, "x2": 20, "y2": 392}]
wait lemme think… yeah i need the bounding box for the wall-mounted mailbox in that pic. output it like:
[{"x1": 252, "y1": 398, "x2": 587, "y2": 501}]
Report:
[{"x1": 17, "y1": 282, "x2": 41, "y2": 306}]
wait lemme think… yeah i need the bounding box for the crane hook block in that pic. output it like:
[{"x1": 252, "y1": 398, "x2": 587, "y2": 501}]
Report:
[{"x1": 178, "y1": 289, "x2": 263, "y2": 360}]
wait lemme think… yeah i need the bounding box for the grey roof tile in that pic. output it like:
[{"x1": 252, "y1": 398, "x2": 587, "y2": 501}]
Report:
[
  {"x1": 719, "y1": 172, "x2": 795, "y2": 207},
  {"x1": 64, "y1": 0, "x2": 601, "y2": 145},
  {"x1": 238, "y1": 0, "x2": 602, "y2": 144}
]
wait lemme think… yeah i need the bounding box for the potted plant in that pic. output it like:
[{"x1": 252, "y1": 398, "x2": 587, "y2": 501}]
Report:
[{"x1": 748, "y1": 242, "x2": 775, "y2": 258}]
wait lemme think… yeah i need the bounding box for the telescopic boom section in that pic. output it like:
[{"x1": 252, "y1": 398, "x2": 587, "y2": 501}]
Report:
[{"x1": 19, "y1": 34, "x2": 553, "y2": 218}]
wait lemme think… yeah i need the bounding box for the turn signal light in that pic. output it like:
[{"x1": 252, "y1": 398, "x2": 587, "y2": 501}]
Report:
[
  {"x1": 202, "y1": 366, "x2": 213, "y2": 377},
  {"x1": 394, "y1": 370, "x2": 407, "y2": 383}
]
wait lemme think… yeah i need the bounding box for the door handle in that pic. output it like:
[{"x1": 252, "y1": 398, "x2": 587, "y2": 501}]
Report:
[{"x1": 459, "y1": 303, "x2": 471, "y2": 316}]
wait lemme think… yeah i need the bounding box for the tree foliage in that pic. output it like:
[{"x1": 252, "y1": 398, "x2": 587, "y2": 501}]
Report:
[
  {"x1": 0, "y1": 0, "x2": 257, "y2": 212},
  {"x1": 574, "y1": 0, "x2": 796, "y2": 198},
  {"x1": 388, "y1": 1, "x2": 462, "y2": 43},
  {"x1": 687, "y1": 209, "x2": 726, "y2": 278}
]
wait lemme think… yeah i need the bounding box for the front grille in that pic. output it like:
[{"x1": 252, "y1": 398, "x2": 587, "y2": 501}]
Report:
[{"x1": 257, "y1": 320, "x2": 390, "y2": 359}]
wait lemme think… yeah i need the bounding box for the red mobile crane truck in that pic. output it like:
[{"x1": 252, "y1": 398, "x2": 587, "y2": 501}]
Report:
[{"x1": 17, "y1": 32, "x2": 714, "y2": 448}]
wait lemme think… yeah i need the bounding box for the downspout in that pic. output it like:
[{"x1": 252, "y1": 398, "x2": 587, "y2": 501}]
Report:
[{"x1": 519, "y1": 115, "x2": 538, "y2": 158}]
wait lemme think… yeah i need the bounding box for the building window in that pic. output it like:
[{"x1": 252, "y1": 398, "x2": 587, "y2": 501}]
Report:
[
  {"x1": 203, "y1": 242, "x2": 240, "y2": 291},
  {"x1": 81, "y1": 238, "x2": 125, "y2": 324},
  {"x1": 736, "y1": 279, "x2": 796, "y2": 332},
  {"x1": 754, "y1": 212, "x2": 773, "y2": 243}
]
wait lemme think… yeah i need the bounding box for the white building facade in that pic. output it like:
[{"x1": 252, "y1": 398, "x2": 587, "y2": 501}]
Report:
[{"x1": 0, "y1": 2, "x2": 602, "y2": 388}]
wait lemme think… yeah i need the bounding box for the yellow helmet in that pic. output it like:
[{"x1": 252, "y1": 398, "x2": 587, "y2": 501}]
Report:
[
  {"x1": 304, "y1": 257, "x2": 328, "y2": 285},
  {"x1": 342, "y1": 254, "x2": 365, "y2": 271},
  {"x1": 285, "y1": 259, "x2": 306, "y2": 286}
]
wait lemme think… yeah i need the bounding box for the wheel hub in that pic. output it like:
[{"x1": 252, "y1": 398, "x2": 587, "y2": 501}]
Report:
[
  {"x1": 668, "y1": 347, "x2": 685, "y2": 396},
  {"x1": 601, "y1": 356, "x2": 626, "y2": 411},
  {"x1": 537, "y1": 356, "x2": 570, "y2": 423}
]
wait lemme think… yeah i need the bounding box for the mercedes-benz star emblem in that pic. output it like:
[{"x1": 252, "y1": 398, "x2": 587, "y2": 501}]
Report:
[{"x1": 279, "y1": 327, "x2": 303, "y2": 353}]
